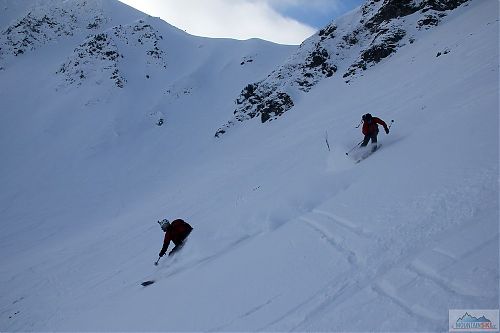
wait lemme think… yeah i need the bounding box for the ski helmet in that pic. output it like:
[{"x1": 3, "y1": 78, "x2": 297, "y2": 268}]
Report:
[
  {"x1": 362, "y1": 113, "x2": 372, "y2": 121},
  {"x1": 158, "y1": 219, "x2": 170, "y2": 231}
]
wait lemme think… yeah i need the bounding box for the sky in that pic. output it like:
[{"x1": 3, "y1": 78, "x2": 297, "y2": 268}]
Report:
[{"x1": 117, "y1": 0, "x2": 364, "y2": 45}]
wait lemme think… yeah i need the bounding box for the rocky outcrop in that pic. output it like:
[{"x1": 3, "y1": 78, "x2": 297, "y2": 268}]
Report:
[
  {"x1": 57, "y1": 20, "x2": 166, "y2": 88},
  {"x1": 344, "y1": 0, "x2": 469, "y2": 78},
  {"x1": 0, "y1": 0, "x2": 106, "y2": 60},
  {"x1": 57, "y1": 32, "x2": 124, "y2": 87},
  {"x1": 0, "y1": 1, "x2": 167, "y2": 88},
  {"x1": 215, "y1": 84, "x2": 293, "y2": 137},
  {"x1": 215, "y1": 0, "x2": 471, "y2": 137}
]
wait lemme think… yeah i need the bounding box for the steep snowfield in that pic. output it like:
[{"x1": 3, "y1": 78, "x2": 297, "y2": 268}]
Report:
[{"x1": 0, "y1": 0, "x2": 498, "y2": 331}]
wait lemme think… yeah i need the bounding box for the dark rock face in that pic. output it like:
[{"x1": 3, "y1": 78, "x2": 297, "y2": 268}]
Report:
[
  {"x1": 215, "y1": 0, "x2": 471, "y2": 137},
  {"x1": 346, "y1": 28, "x2": 406, "y2": 77},
  {"x1": 259, "y1": 93, "x2": 294, "y2": 123},
  {"x1": 306, "y1": 48, "x2": 336, "y2": 77},
  {"x1": 362, "y1": 44, "x2": 395, "y2": 62},
  {"x1": 57, "y1": 31, "x2": 125, "y2": 87},
  {"x1": 423, "y1": 0, "x2": 470, "y2": 12},
  {"x1": 318, "y1": 24, "x2": 337, "y2": 41},
  {"x1": 366, "y1": 0, "x2": 468, "y2": 31},
  {"x1": 4, "y1": 14, "x2": 60, "y2": 56},
  {"x1": 1, "y1": 2, "x2": 166, "y2": 88},
  {"x1": 81, "y1": 33, "x2": 119, "y2": 60},
  {"x1": 343, "y1": 0, "x2": 469, "y2": 78},
  {"x1": 0, "y1": 2, "x2": 106, "y2": 61},
  {"x1": 235, "y1": 83, "x2": 269, "y2": 121},
  {"x1": 237, "y1": 83, "x2": 260, "y2": 105},
  {"x1": 418, "y1": 15, "x2": 441, "y2": 29},
  {"x1": 215, "y1": 82, "x2": 293, "y2": 137},
  {"x1": 240, "y1": 56, "x2": 254, "y2": 65},
  {"x1": 366, "y1": 0, "x2": 421, "y2": 31},
  {"x1": 342, "y1": 31, "x2": 360, "y2": 46},
  {"x1": 57, "y1": 20, "x2": 166, "y2": 88}
]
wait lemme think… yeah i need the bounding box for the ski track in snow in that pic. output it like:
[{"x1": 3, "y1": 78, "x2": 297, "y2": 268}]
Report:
[
  {"x1": 261, "y1": 200, "x2": 498, "y2": 331},
  {"x1": 300, "y1": 216, "x2": 360, "y2": 265},
  {"x1": 135, "y1": 233, "x2": 258, "y2": 288},
  {"x1": 311, "y1": 208, "x2": 374, "y2": 238}
]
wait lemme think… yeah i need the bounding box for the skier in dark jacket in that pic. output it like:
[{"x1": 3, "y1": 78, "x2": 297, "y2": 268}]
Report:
[
  {"x1": 158, "y1": 219, "x2": 193, "y2": 257},
  {"x1": 360, "y1": 113, "x2": 389, "y2": 151}
]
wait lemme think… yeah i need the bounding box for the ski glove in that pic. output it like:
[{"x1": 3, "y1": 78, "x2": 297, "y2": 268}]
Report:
[
  {"x1": 159, "y1": 250, "x2": 166, "y2": 257},
  {"x1": 385, "y1": 127, "x2": 389, "y2": 134}
]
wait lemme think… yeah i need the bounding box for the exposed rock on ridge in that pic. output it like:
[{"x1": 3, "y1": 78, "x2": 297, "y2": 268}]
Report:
[
  {"x1": 57, "y1": 20, "x2": 166, "y2": 88},
  {"x1": 0, "y1": 0, "x2": 106, "y2": 60},
  {"x1": 215, "y1": 0, "x2": 470, "y2": 137}
]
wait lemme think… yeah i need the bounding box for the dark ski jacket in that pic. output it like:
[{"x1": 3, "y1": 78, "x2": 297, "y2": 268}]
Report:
[
  {"x1": 160, "y1": 219, "x2": 193, "y2": 256},
  {"x1": 362, "y1": 117, "x2": 389, "y2": 135}
]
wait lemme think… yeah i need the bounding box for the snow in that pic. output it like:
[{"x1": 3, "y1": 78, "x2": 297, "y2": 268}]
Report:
[{"x1": 0, "y1": 0, "x2": 498, "y2": 331}]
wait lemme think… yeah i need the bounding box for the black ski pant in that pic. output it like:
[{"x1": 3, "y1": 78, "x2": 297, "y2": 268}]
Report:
[
  {"x1": 361, "y1": 133, "x2": 378, "y2": 147},
  {"x1": 169, "y1": 228, "x2": 193, "y2": 256}
]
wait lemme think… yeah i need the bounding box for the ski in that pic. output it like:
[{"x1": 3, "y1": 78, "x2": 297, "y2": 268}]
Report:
[{"x1": 356, "y1": 144, "x2": 381, "y2": 163}]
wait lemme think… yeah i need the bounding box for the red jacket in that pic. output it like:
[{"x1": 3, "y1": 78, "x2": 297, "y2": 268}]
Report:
[
  {"x1": 362, "y1": 117, "x2": 388, "y2": 135},
  {"x1": 161, "y1": 219, "x2": 193, "y2": 252}
]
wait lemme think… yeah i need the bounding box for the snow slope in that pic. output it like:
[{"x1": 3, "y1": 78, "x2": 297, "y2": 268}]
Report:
[{"x1": 0, "y1": 0, "x2": 498, "y2": 331}]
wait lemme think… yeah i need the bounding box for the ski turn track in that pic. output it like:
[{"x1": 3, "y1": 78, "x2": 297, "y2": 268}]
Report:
[
  {"x1": 265, "y1": 205, "x2": 499, "y2": 332},
  {"x1": 300, "y1": 216, "x2": 359, "y2": 266},
  {"x1": 311, "y1": 209, "x2": 374, "y2": 238}
]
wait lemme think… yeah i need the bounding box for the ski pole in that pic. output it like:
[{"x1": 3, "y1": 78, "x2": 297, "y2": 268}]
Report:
[
  {"x1": 346, "y1": 140, "x2": 363, "y2": 155},
  {"x1": 154, "y1": 256, "x2": 161, "y2": 266},
  {"x1": 355, "y1": 119, "x2": 363, "y2": 128},
  {"x1": 325, "y1": 131, "x2": 331, "y2": 152},
  {"x1": 388, "y1": 120, "x2": 394, "y2": 130}
]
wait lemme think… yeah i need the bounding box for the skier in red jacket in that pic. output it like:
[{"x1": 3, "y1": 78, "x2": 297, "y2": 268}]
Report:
[
  {"x1": 158, "y1": 219, "x2": 193, "y2": 257},
  {"x1": 361, "y1": 113, "x2": 389, "y2": 151}
]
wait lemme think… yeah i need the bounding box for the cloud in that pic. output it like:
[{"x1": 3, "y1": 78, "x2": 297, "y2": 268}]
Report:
[
  {"x1": 257, "y1": 0, "x2": 361, "y2": 28},
  {"x1": 118, "y1": 0, "x2": 317, "y2": 45},
  {"x1": 255, "y1": 0, "x2": 343, "y2": 11}
]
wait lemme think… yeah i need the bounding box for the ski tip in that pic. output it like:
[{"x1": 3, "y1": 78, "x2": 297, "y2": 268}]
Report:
[{"x1": 141, "y1": 280, "x2": 155, "y2": 287}]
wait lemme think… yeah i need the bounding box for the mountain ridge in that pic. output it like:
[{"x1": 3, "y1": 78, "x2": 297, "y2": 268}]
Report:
[{"x1": 214, "y1": 0, "x2": 471, "y2": 137}]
